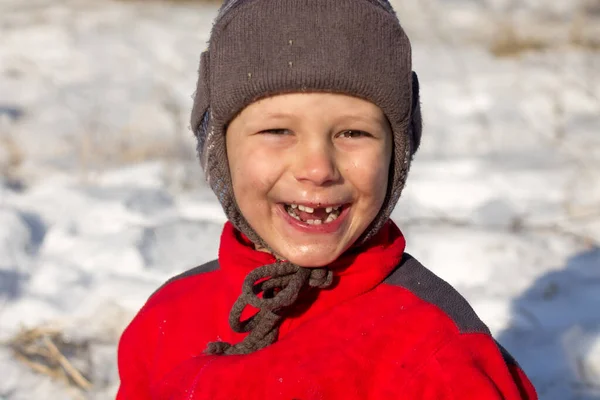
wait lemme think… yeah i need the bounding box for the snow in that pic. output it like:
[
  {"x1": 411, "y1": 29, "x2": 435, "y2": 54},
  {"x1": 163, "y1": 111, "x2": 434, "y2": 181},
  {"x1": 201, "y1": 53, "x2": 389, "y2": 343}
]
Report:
[{"x1": 1, "y1": 0, "x2": 599, "y2": 399}]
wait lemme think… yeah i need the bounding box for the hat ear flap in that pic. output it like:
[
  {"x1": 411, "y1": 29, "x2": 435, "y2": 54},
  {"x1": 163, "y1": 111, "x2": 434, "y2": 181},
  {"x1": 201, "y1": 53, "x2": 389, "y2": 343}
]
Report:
[
  {"x1": 191, "y1": 51, "x2": 211, "y2": 150},
  {"x1": 409, "y1": 71, "x2": 422, "y2": 155}
]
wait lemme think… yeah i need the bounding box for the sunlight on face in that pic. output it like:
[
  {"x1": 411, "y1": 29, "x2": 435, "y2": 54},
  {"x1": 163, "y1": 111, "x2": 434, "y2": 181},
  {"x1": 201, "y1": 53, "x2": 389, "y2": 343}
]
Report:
[{"x1": 226, "y1": 93, "x2": 393, "y2": 267}]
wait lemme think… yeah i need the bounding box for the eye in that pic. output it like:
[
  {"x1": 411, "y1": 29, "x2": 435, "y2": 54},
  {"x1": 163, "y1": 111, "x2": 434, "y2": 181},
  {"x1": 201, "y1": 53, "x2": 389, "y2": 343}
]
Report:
[
  {"x1": 259, "y1": 129, "x2": 291, "y2": 135},
  {"x1": 338, "y1": 130, "x2": 372, "y2": 139}
]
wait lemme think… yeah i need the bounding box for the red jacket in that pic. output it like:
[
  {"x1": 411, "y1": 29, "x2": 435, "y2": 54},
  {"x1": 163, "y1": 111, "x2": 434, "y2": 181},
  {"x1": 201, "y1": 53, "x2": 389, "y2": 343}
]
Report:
[{"x1": 117, "y1": 221, "x2": 537, "y2": 399}]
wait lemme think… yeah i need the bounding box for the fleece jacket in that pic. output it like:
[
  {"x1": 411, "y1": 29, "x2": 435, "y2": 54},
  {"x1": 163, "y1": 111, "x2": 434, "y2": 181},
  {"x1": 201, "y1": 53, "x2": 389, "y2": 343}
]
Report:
[{"x1": 117, "y1": 220, "x2": 537, "y2": 399}]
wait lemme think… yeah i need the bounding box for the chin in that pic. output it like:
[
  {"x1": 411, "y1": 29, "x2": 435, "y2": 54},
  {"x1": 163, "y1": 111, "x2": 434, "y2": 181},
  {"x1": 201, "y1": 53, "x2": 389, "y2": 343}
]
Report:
[{"x1": 283, "y1": 246, "x2": 344, "y2": 268}]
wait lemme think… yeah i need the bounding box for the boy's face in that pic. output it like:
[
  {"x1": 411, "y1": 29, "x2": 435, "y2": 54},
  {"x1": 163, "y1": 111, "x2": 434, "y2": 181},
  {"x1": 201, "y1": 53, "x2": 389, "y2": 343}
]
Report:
[{"x1": 226, "y1": 93, "x2": 393, "y2": 267}]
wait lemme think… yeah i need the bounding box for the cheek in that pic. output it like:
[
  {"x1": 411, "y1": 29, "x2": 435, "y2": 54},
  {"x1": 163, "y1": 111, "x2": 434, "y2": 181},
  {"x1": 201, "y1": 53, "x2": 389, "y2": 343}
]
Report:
[
  {"x1": 228, "y1": 144, "x2": 280, "y2": 202},
  {"x1": 347, "y1": 149, "x2": 391, "y2": 204},
  {"x1": 367, "y1": 162, "x2": 390, "y2": 207}
]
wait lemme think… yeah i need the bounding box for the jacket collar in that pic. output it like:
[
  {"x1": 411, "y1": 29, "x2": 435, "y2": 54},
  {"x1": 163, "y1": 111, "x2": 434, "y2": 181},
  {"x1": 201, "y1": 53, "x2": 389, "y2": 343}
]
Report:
[{"x1": 217, "y1": 219, "x2": 406, "y2": 333}]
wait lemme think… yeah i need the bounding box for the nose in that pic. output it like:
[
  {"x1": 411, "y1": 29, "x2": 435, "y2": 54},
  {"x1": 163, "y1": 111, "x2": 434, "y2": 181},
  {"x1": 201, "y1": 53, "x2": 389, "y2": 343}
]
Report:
[{"x1": 293, "y1": 139, "x2": 340, "y2": 187}]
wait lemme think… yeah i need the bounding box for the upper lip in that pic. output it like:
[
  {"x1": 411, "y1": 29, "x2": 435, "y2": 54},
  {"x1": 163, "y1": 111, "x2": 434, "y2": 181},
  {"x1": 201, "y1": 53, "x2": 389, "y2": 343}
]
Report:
[{"x1": 281, "y1": 201, "x2": 348, "y2": 208}]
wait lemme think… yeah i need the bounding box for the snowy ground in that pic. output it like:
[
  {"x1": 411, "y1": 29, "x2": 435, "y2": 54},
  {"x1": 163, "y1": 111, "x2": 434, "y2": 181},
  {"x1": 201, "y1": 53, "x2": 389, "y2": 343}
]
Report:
[{"x1": 1, "y1": 0, "x2": 599, "y2": 399}]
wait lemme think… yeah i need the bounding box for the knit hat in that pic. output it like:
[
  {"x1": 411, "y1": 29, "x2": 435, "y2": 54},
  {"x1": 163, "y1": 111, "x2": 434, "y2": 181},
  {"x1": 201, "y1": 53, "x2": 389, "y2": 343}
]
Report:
[{"x1": 191, "y1": 0, "x2": 422, "y2": 355}]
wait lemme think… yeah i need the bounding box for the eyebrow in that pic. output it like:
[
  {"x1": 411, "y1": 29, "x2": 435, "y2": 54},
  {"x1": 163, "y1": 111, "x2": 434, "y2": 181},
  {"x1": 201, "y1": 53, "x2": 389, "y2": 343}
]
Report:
[
  {"x1": 239, "y1": 112, "x2": 296, "y2": 133},
  {"x1": 260, "y1": 112, "x2": 295, "y2": 120},
  {"x1": 333, "y1": 114, "x2": 383, "y2": 125},
  {"x1": 258, "y1": 112, "x2": 382, "y2": 124},
  {"x1": 242, "y1": 108, "x2": 386, "y2": 132}
]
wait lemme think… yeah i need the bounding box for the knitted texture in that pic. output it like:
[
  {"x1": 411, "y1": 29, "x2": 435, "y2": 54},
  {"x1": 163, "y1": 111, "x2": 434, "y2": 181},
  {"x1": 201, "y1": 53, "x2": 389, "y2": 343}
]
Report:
[{"x1": 190, "y1": 0, "x2": 422, "y2": 355}]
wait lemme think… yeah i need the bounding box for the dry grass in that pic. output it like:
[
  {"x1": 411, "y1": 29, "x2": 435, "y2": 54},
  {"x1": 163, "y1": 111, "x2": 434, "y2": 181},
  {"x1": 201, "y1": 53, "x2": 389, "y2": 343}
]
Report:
[
  {"x1": 489, "y1": 24, "x2": 549, "y2": 58},
  {"x1": 489, "y1": 9, "x2": 600, "y2": 58},
  {"x1": 569, "y1": 12, "x2": 600, "y2": 51},
  {"x1": 5, "y1": 326, "x2": 92, "y2": 393},
  {"x1": 78, "y1": 135, "x2": 177, "y2": 167},
  {"x1": 0, "y1": 135, "x2": 24, "y2": 177},
  {"x1": 75, "y1": 127, "x2": 194, "y2": 172}
]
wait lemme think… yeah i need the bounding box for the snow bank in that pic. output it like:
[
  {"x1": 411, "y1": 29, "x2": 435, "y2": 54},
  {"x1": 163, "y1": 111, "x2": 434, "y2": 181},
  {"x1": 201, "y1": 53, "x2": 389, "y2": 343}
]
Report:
[{"x1": 1, "y1": 0, "x2": 599, "y2": 399}]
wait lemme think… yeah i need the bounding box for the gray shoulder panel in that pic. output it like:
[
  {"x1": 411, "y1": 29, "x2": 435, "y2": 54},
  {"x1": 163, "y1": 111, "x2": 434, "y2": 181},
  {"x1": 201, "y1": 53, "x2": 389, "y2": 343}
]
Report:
[
  {"x1": 149, "y1": 259, "x2": 220, "y2": 300},
  {"x1": 385, "y1": 253, "x2": 490, "y2": 335},
  {"x1": 495, "y1": 340, "x2": 520, "y2": 367}
]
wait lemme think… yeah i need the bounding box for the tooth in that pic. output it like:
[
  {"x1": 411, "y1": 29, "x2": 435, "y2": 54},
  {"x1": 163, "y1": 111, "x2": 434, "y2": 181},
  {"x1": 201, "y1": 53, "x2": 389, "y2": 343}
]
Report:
[
  {"x1": 298, "y1": 205, "x2": 305, "y2": 211},
  {"x1": 313, "y1": 219, "x2": 322, "y2": 225},
  {"x1": 306, "y1": 219, "x2": 314, "y2": 225},
  {"x1": 293, "y1": 215, "x2": 300, "y2": 220},
  {"x1": 304, "y1": 206, "x2": 314, "y2": 213},
  {"x1": 325, "y1": 207, "x2": 333, "y2": 213},
  {"x1": 291, "y1": 204, "x2": 298, "y2": 209},
  {"x1": 334, "y1": 205, "x2": 340, "y2": 210}
]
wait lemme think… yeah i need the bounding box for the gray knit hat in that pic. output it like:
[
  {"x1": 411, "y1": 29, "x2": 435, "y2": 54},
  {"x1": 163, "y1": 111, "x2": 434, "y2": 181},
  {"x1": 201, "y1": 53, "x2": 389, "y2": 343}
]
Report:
[
  {"x1": 191, "y1": 0, "x2": 422, "y2": 355},
  {"x1": 192, "y1": 0, "x2": 422, "y2": 250}
]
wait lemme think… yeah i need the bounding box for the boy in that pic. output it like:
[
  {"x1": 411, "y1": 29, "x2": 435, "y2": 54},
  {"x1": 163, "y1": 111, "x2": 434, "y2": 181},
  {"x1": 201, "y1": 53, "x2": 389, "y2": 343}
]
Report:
[{"x1": 117, "y1": 0, "x2": 537, "y2": 398}]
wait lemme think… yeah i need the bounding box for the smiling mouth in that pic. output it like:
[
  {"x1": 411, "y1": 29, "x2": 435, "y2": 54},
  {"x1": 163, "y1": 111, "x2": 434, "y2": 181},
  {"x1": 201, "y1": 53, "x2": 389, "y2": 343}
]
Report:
[{"x1": 283, "y1": 203, "x2": 345, "y2": 225}]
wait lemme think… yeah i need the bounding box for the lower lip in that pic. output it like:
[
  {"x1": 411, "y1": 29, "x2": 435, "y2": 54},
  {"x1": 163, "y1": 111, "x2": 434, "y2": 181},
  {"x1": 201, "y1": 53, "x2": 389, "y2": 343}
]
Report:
[{"x1": 277, "y1": 204, "x2": 350, "y2": 234}]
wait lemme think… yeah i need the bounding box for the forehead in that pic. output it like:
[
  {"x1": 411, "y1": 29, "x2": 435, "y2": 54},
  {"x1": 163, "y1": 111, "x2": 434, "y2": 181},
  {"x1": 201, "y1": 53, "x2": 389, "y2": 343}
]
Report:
[{"x1": 239, "y1": 92, "x2": 386, "y2": 122}]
